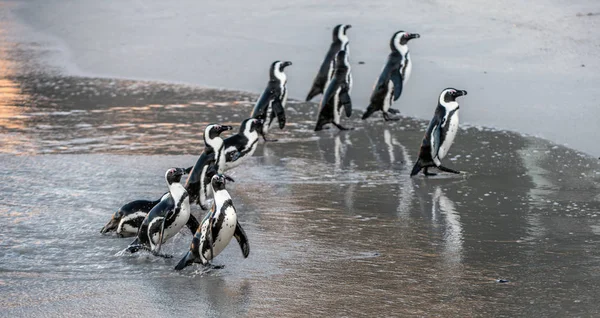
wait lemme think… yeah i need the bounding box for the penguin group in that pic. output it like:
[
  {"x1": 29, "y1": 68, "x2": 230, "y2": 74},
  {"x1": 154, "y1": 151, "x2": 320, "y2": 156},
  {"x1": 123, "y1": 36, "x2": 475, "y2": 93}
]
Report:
[{"x1": 101, "y1": 24, "x2": 468, "y2": 270}]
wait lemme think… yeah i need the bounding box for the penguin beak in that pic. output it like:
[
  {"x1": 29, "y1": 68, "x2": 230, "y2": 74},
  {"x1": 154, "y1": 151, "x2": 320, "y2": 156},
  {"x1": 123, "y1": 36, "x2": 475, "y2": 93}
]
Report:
[
  {"x1": 254, "y1": 118, "x2": 264, "y2": 125},
  {"x1": 282, "y1": 61, "x2": 292, "y2": 69},
  {"x1": 175, "y1": 167, "x2": 186, "y2": 176},
  {"x1": 456, "y1": 90, "x2": 468, "y2": 97},
  {"x1": 346, "y1": 25, "x2": 352, "y2": 30},
  {"x1": 409, "y1": 33, "x2": 420, "y2": 40},
  {"x1": 100, "y1": 216, "x2": 120, "y2": 234},
  {"x1": 217, "y1": 125, "x2": 233, "y2": 133}
]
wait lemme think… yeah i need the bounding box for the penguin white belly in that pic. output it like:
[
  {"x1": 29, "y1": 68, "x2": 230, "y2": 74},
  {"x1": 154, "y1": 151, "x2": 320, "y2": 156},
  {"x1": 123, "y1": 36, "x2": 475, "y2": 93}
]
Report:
[
  {"x1": 403, "y1": 54, "x2": 412, "y2": 86},
  {"x1": 263, "y1": 101, "x2": 274, "y2": 134},
  {"x1": 383, "y1": 81, "x2": 394, "y2": 112},
  {"x1": 149, "y1": 201, "x2": 190, "y2": 244},
  {"x1": 333, "y1": 87, "x2": 342, "y2": 124},
  {"x1": 201, "y1": 208, "x2": 237, "y2": 260},
  {"x1": 437, "y1": 111, "x2": 459, "y2": 160}
]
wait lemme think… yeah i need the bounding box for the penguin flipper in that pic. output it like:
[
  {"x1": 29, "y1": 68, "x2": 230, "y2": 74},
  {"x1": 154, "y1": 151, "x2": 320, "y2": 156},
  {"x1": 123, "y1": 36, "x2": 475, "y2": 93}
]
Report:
[
  {"x1": 186, "y1": 214, "x2": 200, "y2": 234},
  {"x1": 391, "y1": 71, "x2": 403, "y2": 101},
  {"x1": 305, "y1": 84, "x2": 323, "y2": 102},
  {"x1": 174, "y1": 251, "x2": 195, "y2": 271},
  {"x1": 361, "y1": 104, "x2": 376, "y2": 120},
  {"x1": 234, "y1": 221, "x2": 250, "y2": 258},
  {"x1": 340, "y1": 87, "x2": 352, "y2": 118},
  {"x1": 410, "y1": 159, "x2": 423, "y2": 177}
]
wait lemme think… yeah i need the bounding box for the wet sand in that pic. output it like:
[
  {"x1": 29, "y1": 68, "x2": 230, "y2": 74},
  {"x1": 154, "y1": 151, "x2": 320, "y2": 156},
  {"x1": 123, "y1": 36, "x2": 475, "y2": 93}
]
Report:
[
  {"x1": 7, "y1": 0, "x2": 600, "y2": 155},
  {"x1": 2, "y1": 75, "x2": 600, "y2": 317}
]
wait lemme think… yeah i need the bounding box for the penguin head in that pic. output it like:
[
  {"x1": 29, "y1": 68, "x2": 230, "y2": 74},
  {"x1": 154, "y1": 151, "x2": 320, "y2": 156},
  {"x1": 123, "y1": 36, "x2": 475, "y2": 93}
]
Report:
[
  {"x1": 334, "y1": 50, "x2": 350, "y2": 70},
  {"x1": 240, "y1": 117, "x2": 263, "y2": 136},
  {"x1": 100, "y1": 210, "x2": 122, "y2": 234},
  {"x1": 165, "y1": 167, "x2": 186, "y2": 185},
  {"x1": 391, "y1": 31, "x2": 420, "y2": 51},
  {"x1": 439, "y1": 88, "x2": 468, "y2": 106},
  {"x1": 333, "y1": 24, "x2": 352, "y2": 42},
  {"x1": 204, "y1": 124, "x2": 233, "y2": 145},
  {"x1": 270, "y1": 61, "x2": 292, "y2": 81},
  {"x1": 211, "y1": 174, "x2": 227, "y2": 191}
]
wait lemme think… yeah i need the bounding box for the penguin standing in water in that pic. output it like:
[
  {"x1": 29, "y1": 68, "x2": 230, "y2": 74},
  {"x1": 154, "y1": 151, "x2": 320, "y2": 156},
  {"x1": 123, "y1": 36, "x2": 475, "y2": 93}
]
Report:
[
  {"x1": 127, "y1": 168, "x2": 192, "y2": 257},
  {"x1": 223, "y1": 118, "x2": 263, "y2": 170},
  {"x1": 185, "y1": 124, "x2": 233, "y2": 210},
  {"x1": 101, "y1": 192, "x2": 169, "y2": 237},
  {"x1": 251, "y1": 61, "x2": 292, "y2": 142},
  {"x1": 306, "y1": 24, "x2": 351, "y2": 102},
  {"x1": 362, "y1": 31, "x2": 420, "y2": 121},
  {"x1": 314, "y1": 50, "x2": 353, "y2": 131},
  {"x1": 175, "y1": 174, "x2": 249, "y2": 270},
  {"x1": 410, "y1": 88, "x2": 468, "y2": 177}
]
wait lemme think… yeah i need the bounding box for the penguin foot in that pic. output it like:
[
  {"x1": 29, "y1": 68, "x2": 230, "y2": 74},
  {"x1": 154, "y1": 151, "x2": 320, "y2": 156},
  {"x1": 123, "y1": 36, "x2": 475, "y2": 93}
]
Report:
[
  {"x1": 262, "y1": 136, "x2": 279, "y2": 142},
  {"x1": 438, "y1": 165, "x2": 461, "y2": 174},
  {"x1": 333, "y1": 123, "x2": 353, "y2": 131},
  {"x1": 152, "y1": 251, "x2": 173, "y2": 259},
  {"x1": 383, "y1": 113, "x2": 400, "y2": 121},
  {"x1": 388, "y1": 108, "x2": 400, "y2": 114},
  {"x1": 207, "y1": 264, "x2": 225, "y2": 270},
  {"x1": 423, "y1": 167, "x2": 437, "y2": 176}
]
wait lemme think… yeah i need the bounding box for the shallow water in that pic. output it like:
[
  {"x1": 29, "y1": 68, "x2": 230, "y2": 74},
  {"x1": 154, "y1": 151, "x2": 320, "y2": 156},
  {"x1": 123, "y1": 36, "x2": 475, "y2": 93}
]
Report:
[{"x1": 2, "y1": 75, "x2": 600, "y2": 317}]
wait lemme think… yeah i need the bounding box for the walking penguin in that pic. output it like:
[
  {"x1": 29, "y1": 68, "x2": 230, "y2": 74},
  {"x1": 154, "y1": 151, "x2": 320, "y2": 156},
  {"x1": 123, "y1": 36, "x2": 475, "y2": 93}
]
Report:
[
  {"x1": 410, "y1": 88, "x2": 468, "y2": 177},
  {"x1": 362, "y1": 31, "x2": 420, "y2": 121},
  {"x1": 306, "y1": 24, "x2": 351, "y2": 102},
  {"x1": 314, "y1": 50, "x2": 353, "y2": 131},
  {"x1": 251, "y1": 61, "x2": 292, "y2": 142}
]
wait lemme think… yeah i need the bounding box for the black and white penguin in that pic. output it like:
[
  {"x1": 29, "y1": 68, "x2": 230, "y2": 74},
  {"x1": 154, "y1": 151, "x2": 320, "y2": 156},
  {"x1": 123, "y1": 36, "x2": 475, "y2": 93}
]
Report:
[
  {"x1": 306, "y1": 24, "x2": 352, "y2": 102},
  {"x1": 410, "y1": 88, "x2": 468, "y2": 177},
  {"x1": 174, "y1": 174, "x2": 249, "y2": 270},
  {"x1": 223, "y1": 118, "x2": 263, "y2": 170},
  {"x1": 127, "y1": 168, "x2": 193, "y2": 257},
  {"x1": 100, "y1": 192, "x2": 169, "y2": 237},
  {"x1": 251, "y1": 61, "x2": 292, "y2": 142},
  {"x1": 185, "y1": 124, "x2": 232, "y2": 210},
  {"x1": 362, "y1": 31, "x2": 420, "y2": 121},
  {"x1": 314, "y1": 50, "x2": 353, "y2": 131}
]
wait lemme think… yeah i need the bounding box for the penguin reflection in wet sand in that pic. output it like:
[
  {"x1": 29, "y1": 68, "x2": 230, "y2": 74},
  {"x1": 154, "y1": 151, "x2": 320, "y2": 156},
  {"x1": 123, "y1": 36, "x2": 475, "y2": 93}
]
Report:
[
  {"x1": 251, "y1": 61, "x2": 291, "y2": 142},
  {"x1": 100, "y1": 192, "x2": 169, "y2": 237},
  {"x1": 410, "y1": 88, "x2": 467, "y2": 177},
  {"x1": 306, "y1": 24, "x2": 351, "y2": 102},
  {"x1": 128, "y1": 168, "x2": 191, "y2": 257},
  {"x1": 314, "y1": 50, "x2": 353, "y2": 131},
  {"x1": 175, "y1": 174, "x2": 249, "y2": 270},
  {"x1": 362, "y1": 31, "x2": 420, "y2": 121},
  {"x1": 185, "y1": 124, "x2": 233, "y2": 210}
]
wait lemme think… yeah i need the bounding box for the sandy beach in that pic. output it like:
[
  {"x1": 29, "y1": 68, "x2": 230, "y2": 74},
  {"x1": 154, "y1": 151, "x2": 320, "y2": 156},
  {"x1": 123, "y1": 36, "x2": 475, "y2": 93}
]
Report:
[{"x1": 1, "y1": 1, "x2": 600, "y2": 317}]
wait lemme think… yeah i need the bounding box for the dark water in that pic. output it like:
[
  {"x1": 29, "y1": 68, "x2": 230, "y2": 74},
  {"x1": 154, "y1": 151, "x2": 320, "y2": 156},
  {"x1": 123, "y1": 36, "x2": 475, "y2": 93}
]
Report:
[{"x1": 2, "y1": 74, "x2": 600, "y2": 317}]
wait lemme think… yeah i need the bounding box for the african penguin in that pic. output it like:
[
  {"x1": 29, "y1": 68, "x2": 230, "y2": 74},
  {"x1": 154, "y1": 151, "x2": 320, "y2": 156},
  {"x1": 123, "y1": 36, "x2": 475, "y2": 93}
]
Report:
[
  {"x1": 175, "y1": 174, "x2": 249, "y2": 270},
  {"x1": 314, "y1": 50, "x2": 353, "y2": 131},
  {"x1": 101, "y1": 192, "x2": 169, "y2": 237},
  {"x1": 410, "y1": 88, "x2": 467, "y2": 177},
  {"x1": 223, "y1": 118, "x2": 263, "y2": 170},
  {"x1": 127, "y1": 168, "x2": 193, "y2": 257},
  {"x1": 185, "y1": 124, "x2": 232, "y2": 210},
  {"x1": 362, "y1": 31, "x2": 420, "y2": 121},
  {"x1": 306, "y1": 24, "x2": 352, "y2": 102},
  {"x1": 251, "y1": 61, "x2": 292, "y2": 142}
]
